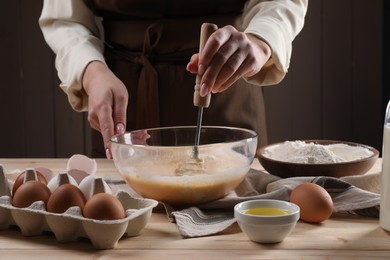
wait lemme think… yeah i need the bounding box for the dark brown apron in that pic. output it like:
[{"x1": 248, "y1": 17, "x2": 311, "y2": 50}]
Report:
[{"x1": 88, "y1": 0, "x2": 268, "y2": 157}]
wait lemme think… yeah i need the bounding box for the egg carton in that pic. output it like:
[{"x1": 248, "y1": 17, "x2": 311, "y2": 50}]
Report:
[{"x1": 0, "y1": 164, "x2": 158, "y2": 249}]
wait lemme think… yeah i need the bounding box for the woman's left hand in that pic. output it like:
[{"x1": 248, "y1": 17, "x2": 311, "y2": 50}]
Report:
[{"x1": 187, "y1": 25, "x2": 271, "y2": 97}]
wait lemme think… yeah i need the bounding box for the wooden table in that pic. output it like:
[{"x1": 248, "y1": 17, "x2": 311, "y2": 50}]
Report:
[{"x1": 0, "y1": 158, "x2": 388, "y2": 259}]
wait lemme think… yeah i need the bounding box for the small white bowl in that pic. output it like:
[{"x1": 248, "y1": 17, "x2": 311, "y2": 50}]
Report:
[{"x1": 234, "y1": 199, "x2": 300, "y2": 243}]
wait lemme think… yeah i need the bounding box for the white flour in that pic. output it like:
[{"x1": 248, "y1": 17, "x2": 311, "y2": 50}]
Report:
[{"x1": 264, "y1": 140, "x2": 374, "y2": 164}]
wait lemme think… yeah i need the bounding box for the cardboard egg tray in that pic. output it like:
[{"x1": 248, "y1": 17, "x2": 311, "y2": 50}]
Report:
[{"x1": 0, "y1": 165, "x2": 158, "y2": 249}]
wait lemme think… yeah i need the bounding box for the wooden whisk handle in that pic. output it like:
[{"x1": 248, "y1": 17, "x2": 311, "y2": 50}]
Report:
[{"x1": 193, "y1": 23, "x2": 218, "y2": 108}]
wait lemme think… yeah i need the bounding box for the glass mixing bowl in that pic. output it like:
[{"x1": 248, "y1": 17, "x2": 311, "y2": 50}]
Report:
[{"x1": 110, "y1": 126, "x2": 258, "y2": 207}]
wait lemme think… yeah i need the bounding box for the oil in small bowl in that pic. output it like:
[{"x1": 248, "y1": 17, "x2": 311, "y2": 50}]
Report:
[
  {"x1": 243, "y1": 207, "x2": 291, "y2": 216},
  {"x1": 234, "y1": 199, "x2": 300, "y2": 243}
]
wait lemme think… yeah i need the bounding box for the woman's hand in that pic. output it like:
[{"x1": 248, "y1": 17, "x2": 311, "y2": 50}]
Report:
[
  {"x1": 187, "y1": 25, "x2": 271, "y2": 96},
  {"x1": 82, "y1": 61, "x2": 128, "y2": 158}
]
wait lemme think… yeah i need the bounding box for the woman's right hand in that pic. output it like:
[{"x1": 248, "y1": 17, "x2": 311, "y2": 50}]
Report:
[
  {"x1": 82, "y1": 61, "x2": 129, "y2": 158},
  {"x1": 186, "y1": 25, "x2": 271, "y2": 96}
]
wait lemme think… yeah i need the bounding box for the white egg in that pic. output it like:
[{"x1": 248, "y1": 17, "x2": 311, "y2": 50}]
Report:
[
  {"x1": 79, "y1": 176, "x2": 112, "y2": 200},
  {"x1": 47, "y1": 172, "x2": 78, "y2": 193}
]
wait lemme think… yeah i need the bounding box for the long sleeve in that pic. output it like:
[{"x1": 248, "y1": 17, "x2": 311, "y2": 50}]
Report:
[
  {"x1": 39, "y1": 0, "x2": 105, "y2": 111},
  {"x1": 243, "y1": 0, "x2": 308, "y2": 86},
  {"x1": 39, "y1": 0, "x2": 308, "y2": 112}
]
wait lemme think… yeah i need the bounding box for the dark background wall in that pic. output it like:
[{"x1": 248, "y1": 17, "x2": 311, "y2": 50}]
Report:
[
  {"x1": 264, "y1": 0, "x2": 385, "y2": 152},
  {"x1": 0, "y1": 0, "x2": 91, "y2": 158},
  {"x1": 0, "y1": 0, "x2": 387, "y2": 158}
]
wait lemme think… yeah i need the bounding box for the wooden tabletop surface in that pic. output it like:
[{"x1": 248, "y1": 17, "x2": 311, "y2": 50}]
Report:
[{"x1": 0, "y1": 158, "x2": 388, "y2": 259}]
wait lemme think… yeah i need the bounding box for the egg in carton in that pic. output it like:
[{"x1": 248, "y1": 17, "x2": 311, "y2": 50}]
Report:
[{"x1": 0, "y1": 156, "x2": 158, "y2": 249}]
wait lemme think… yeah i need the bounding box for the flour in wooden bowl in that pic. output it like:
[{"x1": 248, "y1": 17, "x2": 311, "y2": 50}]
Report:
[{"x1": 264, "y1": 141, "x2": 374, "y2": 164}]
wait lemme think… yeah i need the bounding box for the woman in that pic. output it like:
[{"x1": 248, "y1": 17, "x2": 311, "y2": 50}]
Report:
[{"x1": 39, "y1": 0, "x2": 308, "y2": 158}]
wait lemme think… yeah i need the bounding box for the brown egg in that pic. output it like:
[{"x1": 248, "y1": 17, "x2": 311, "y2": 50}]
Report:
[
  {"x1": 83, "y1": 193, "x2": 125, "y2": 220},
  {"x1": 47, "y1": 184, "x2": 86, "y2": 214},
  {"x1": 13, "y1": 170, "x2": 47, "y2": 196},
  {"x1": 290, "y1": 182, "x2": 333, "y2": 223},
  {"x1": 12, "y1": 181, "x2": 51, "y2": 208}
]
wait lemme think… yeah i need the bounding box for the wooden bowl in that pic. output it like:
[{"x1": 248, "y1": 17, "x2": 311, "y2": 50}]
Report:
[{"x1": 257, "y1": 140, "x2": 379, "y2": 178}]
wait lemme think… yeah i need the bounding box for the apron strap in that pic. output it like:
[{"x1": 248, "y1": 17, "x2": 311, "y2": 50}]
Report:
[
  {"x1": 136, "y1": 23, "x2": 163, "y2": 128},
  {"x1": 104, "y1": 22, "x2": 197, "y2": 130}
]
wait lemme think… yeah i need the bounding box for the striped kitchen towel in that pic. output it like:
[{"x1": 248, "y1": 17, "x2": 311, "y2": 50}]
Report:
[
  {"x1": 106, "y1": 167, "x2": 380, "y2": 238},
  {"x1": 170, "y1": 168, "x2": 380, "y2": 238}
]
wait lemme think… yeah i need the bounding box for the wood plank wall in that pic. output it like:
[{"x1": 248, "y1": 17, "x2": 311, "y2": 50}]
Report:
[
  {"x1": 0, "y1": 0, "x2": 91, "y2": 158},
  {"x1": 0, "y1": 0, "x2": 386, "y2": 158},
  {"x1": 264, "y1": 0, "x2": 384, "y2": 152}
]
